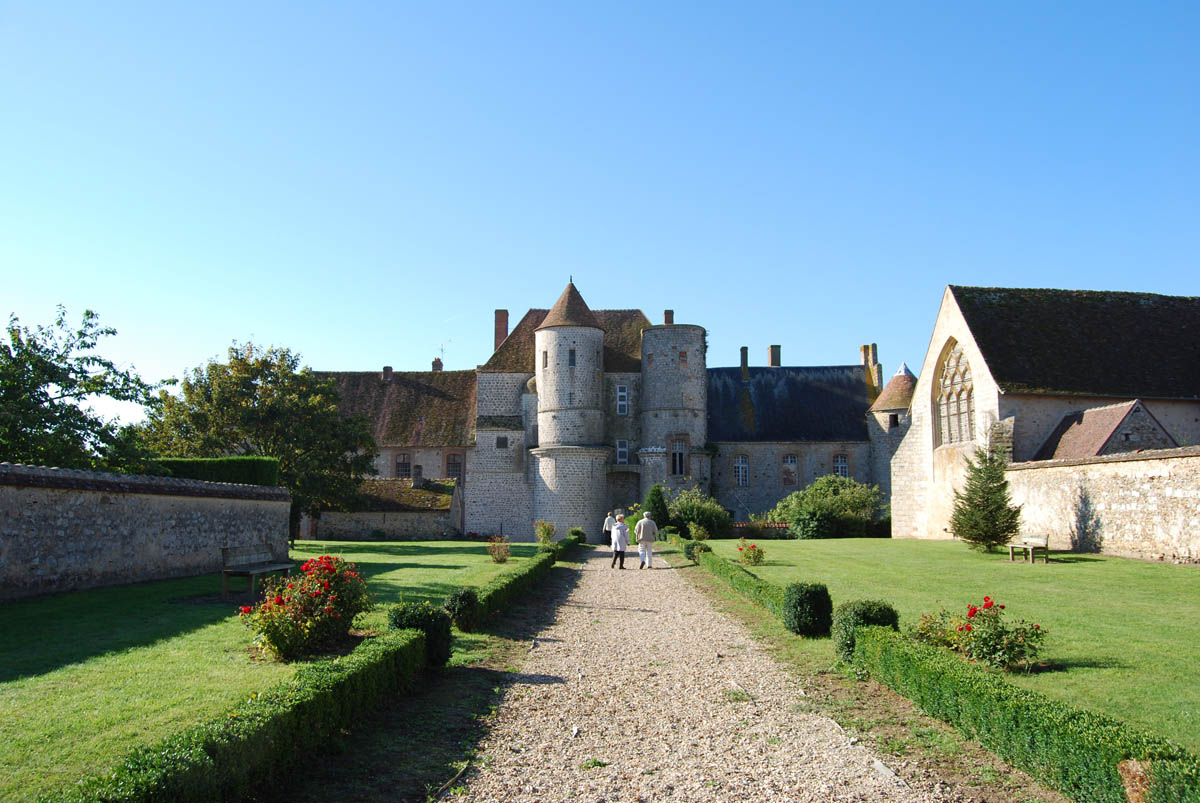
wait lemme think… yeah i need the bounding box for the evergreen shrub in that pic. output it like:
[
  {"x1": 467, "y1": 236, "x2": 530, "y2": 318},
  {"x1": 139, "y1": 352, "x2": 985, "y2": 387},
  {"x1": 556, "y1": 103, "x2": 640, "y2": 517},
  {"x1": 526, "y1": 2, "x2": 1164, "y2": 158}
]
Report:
[
  {"x1": 832, "y1": 599, "x2": 899, "y2": 662},
  {"x1": 444, "y1": 587, "x2": 480, "y2": 632},
  {"x1": 783, "y1": 582, "x2": 833, "y2": 637},
  {"x1": 683, "y1": 540, "x2": 711, "y2": 563},
  {"x1": 950, "y1": 446, "x2": 1022, "y2": 551},
  {"x1": 669, "y1": 487, "x2": 732, "y2": 538},
  {"x1": 696, "y1": 551, "x2": 785, "y2": 618},
  {"x1": 643, "y1": 483, "x2": 671, "y2": 526},
  {"x1": 388, "y1": 602, "x2": 452, "y2": 668},
  {"x1": 789, "y1": 509, "x2": 835, "y2": 540},
  {"x1": 158, "y1": 456, "x2": 280, "y2": 486},
  {"x1": 854, "y1": 627, "x2": 1200, "y2": 802}
]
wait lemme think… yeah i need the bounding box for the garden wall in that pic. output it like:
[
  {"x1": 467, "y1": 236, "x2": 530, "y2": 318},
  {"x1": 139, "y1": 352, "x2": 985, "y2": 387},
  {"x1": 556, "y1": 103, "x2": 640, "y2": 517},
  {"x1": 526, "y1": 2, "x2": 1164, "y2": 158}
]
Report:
[
  {"x1": 315, "y1": 509, "x2": 458, "y2": 540},
  {"x1": 0, "y1": 462, "x2": 291, "y2": 601},
  {"x1": 1006, "y1": 446, "x2": 1200, "y2": 561}
]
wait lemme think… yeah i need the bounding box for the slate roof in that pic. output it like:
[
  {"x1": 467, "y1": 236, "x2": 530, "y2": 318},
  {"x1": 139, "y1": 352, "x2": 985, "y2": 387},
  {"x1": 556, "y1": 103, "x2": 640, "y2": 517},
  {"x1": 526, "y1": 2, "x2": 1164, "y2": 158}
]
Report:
[
  {"x1": 481, "y1": 308, "x2": 650, "y2": 373},
  {"x1": 868, "y1": 363, "x2": 917, "y2": 412},
  {"x1": 536, "y1": 282, "x2": 602, "y2": 330},
  {"x1": 317, "y1": 369, "x2": 477, "y2": 447},
  {"x1": 1033, "y1": 399, "x2": 1177, "y2": 460},
  {"x1": 951, "y1": 286, "x2": 1200, "y2": 398},
  {"x1": 707, "y1": 366, "x2": 871, "y2": 442}
]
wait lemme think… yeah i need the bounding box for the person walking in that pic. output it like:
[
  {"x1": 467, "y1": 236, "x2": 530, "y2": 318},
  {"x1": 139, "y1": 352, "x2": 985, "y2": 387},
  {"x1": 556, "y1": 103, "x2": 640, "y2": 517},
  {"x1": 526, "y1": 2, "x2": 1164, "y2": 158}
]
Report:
[
  {"x1": 634, "y1": 511, "x2": 659, "y2": 569},
  {"x1": 610, "y1": 514, "x2": 629, "y2": 569},
  {"x1": 601, "y1": 511, "x2": 616, "y2": 547}
]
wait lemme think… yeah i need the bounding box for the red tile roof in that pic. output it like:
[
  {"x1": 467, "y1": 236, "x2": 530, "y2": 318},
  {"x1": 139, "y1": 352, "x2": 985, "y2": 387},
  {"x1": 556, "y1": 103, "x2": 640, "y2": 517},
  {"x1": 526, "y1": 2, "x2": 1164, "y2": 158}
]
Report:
[
  {"x1": 536, "y1": 282, "x2": 603, "y2": 330},
  {"x1": 868, "y1": 363, "x2": 917, "y2": 412},
  {"x1": 481, "y1": 308, "x2": 650, "y2": 373},
  {"x1": 1033, "y1": 399, "x2": 1177, "y2": 460}
]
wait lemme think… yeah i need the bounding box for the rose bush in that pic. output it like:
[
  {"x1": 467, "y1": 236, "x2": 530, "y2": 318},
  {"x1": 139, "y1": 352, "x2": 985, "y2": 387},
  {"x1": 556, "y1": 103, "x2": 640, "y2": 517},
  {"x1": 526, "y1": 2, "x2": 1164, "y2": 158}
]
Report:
[
  {"x1": 737, "y1": 537, "x2": 765, "y2": 565},
  {"x1": 486, "y1": 535, "x2": 510, "y2": 563},
  {"x1": 910, "y1": 595, "x2": 1045, "y2": 671},
  {"x1": 240, "y1": 554, "x2": 372, "y2": 660}
]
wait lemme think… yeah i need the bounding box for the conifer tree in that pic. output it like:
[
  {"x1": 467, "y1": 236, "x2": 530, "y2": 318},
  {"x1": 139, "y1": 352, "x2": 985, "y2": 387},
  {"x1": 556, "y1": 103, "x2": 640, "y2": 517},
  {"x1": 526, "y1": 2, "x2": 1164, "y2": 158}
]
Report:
[
  {"x1": 643, "y1": 483, "x2": 671, "y2": 526},
  {"x1": 950, "y1": 445, "x2": 1022, "y2": 551}
]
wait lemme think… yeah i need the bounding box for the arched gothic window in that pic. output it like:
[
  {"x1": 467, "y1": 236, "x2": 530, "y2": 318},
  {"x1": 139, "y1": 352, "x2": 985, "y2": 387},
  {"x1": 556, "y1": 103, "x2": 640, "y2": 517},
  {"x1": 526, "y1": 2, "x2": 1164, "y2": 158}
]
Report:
[{"x1": 934, "y1": 341, "x2": 975, "y2": 447}]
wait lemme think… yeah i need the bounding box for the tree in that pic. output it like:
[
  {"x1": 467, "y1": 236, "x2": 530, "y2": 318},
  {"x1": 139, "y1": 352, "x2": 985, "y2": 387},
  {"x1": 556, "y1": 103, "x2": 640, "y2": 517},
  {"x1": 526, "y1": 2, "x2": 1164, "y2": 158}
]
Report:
[
  {"x1": 0, "y1": 307, "x2": 157, "y2": 470},
  {"x1": 764, "y1": 475, "x2": 882, "y2": 538},
  {"x1": 643, "y1": 483, "x2": 670, "y2": 526},
  {"x1": 950, "y1": 446, "x2": 1022, "y2": 551},
  {"x1": 140, "y1": 342, "x2": 377, "y2": 533}
]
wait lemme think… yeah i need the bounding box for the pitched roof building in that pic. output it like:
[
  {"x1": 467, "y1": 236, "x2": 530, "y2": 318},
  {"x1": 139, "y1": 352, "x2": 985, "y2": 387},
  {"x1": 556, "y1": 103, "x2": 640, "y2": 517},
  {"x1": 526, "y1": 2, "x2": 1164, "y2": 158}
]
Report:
[{"x1": 322, "y1": 282, "x2": 889, "y2": 538}]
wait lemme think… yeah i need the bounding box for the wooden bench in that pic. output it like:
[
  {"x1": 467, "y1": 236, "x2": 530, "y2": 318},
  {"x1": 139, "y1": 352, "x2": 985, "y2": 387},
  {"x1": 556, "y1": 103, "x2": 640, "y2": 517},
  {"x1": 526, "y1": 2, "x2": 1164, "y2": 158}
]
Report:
[
  {"x1": 1009, "y1": 534, "x2": 1049, "y2": 564},
  {"x1": 221, "y1": 545, "x2": 294, "y2": 600}
]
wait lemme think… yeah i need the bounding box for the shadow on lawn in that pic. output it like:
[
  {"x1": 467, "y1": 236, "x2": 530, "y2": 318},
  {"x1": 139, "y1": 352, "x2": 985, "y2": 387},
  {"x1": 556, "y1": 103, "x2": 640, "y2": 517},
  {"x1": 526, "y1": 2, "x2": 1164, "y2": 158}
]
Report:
[
  {"x1": 0, "y1": 574, "x2": 238, "y2": 683},
  {"x1": 255, "y1": 554, "x2": 585, "y2": 803},
  {"x1": 291, "y1": 542, "x2": 542, "y2": 559}
]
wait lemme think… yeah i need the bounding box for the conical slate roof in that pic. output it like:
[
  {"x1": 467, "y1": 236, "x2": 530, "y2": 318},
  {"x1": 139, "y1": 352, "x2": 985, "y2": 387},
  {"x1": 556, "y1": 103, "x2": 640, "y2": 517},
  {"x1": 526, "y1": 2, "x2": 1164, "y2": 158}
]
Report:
[
  {"x1": 535, "y1": 282, "x2": 603, "y2": 330},
  {"x1": 868, "y1": 363, "x2": 917, "y2": 412}
]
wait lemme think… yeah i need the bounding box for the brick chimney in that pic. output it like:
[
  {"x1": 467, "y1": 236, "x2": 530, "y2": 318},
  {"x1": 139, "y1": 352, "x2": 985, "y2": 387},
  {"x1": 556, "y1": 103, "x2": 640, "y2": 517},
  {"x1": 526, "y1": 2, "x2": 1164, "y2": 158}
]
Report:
[
  {"x1": 432, "y1": 357, "x2": 443, "y2": 372},
  {"x1": 381, "y1": 366, "x2": 393, "y2": 382},
  {"x1": 740, "y1": 346, "x2": 749, "y2": 381},
  {"x1": 860, "y1": 343, "x2": 883, "y2": 398},
  {"x1": 664, "y1": 309, "x2": 674, "y2": 325},
  {"x1": 494, "y1": 310, "x2": 509, "y2": 352},
  {"x1": 768, "y1": 345, "x2": 781, "y2": 367}
]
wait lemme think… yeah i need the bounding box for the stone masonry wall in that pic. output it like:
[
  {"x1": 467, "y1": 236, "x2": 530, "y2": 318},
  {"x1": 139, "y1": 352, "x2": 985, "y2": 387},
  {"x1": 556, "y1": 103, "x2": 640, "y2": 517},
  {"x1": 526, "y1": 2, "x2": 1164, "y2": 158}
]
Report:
[
  {"x1": 711, "y1": 441, "x2": 871, "y2": 521},
  {"x1": 476, "y1": 372, "x2": 532, "y2": 417},
  {"x1": 1006, "y1": 447, "x2": 1200, "y2": 561},
  {"x1": 0, "y1": 463, "x2": 290, "y2": 601},
  {"x1": 316, "y1": 509, "x2": 455, "y2": 540},
  {"x1": 531, "y1": 446, "x2": 609, "y2": 542}
]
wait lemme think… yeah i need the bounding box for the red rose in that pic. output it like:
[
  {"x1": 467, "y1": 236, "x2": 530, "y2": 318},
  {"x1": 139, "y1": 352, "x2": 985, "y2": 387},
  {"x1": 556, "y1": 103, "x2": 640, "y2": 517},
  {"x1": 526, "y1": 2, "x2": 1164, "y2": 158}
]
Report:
[
  {"x1": 964, "y1": 624, "x2": 972, "y2": 632},
  {"x1": 983, "y1": 596, "x2": 991, "y2": 602},
  {"x1": 1034, "y1": 624, "x2": 1040, "y2": 629},
  {"x1": 239, "y1": 606, "x2": 252, "y2": 615},
  {"x1": 967, "y1": 606, "x2": 978, "y2": 618},
  {"x1": 982, "y1": 599, "x2": 994, "y2": 609}
]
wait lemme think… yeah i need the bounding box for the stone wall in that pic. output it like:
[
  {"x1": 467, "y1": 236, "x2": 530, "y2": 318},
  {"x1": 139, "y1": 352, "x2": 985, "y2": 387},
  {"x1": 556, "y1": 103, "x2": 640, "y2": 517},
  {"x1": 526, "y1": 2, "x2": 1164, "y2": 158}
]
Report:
[
  {"x1": 0, "y1": 463, "x2": 291, "y2": 601},
  {"x1": 1006, "y1": 446, "x2": 1200, "y2": 561},
  {"x1": 316, "y1": 509, "x2": 457, "y2": 540},
  {"x1": 710, "y1": 441, "x2": 871, "y2": 521},
  {"x1": 531, "y1": 445, "x2": 609, "y2": 541}
]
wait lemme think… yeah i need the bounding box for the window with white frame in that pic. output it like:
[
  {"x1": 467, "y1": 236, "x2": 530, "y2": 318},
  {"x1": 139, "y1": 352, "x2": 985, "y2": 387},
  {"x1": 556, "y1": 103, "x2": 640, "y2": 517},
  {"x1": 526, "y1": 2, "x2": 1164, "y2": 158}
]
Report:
[
  {"x1": 833, "y1": 453, "x2": 849, "y2": 478},
  {"x1": 733, "y1": 455, "x2": 749, "y2": 486},
  {"x1": 616, "y1": 439, "x2": 628, "y2": 464},
  {"x1": 396, "y1": 453, "x2": 411, "y2": 479},
  {"x1": 670, "y1": 439, "x2": 687, "y2": 475},
  {"x1": 782, "y1": 453, "x2": 797, "y2": 486},
  {"x1": 616, "y1": 385, "x2": 628, "y2": 416},
  {"x1": 446, "y1": 453, "x2": 464, "y2": 483}
]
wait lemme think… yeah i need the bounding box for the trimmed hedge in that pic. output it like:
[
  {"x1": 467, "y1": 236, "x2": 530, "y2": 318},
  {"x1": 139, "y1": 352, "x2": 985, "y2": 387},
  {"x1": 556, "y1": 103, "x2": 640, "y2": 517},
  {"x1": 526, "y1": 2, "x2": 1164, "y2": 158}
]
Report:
[
  {"x1": 388, "y1": 602, "x2": 452, "y2": 668},
  {"x1": 683, "y1": 540, "x2": 711, "y2": 562},
  {"x1": 443, "y1": 533, "x2": 583, "y2": 631},
  {"x1": 157, "y1": 457, "x2": 281, "y2": 487},
  {"x1": 697, "y1": 551, "x2": 786, "y2": 619},
  {"x1": 832, "y1": 599, "x2": 899, "y2": 662},
  {"x1": 854, "y1": 627, "x2": 1200, "y2": 803},
  {"x1": 695, "y1": 552, "x2": 833, "y2": 638},
  {"x1": 52, "y1": 629, "x2": 425, "y2": 802},
  {"x1": 782, "y1": 582, "x2": 832, "y2": 637}
]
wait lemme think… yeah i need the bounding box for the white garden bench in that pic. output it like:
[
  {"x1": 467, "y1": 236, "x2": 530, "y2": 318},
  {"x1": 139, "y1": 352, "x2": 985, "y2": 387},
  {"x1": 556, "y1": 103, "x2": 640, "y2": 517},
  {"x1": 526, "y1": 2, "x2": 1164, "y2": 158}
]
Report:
[{"x1": 1008, "y1": 534, "x2": 1049, "y2": 564}]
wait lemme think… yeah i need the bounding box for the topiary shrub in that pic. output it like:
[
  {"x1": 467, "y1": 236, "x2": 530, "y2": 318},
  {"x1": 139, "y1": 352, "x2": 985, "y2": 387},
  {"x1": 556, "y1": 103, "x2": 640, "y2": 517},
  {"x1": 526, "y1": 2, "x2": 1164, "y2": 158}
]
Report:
[
  {"x1": 388, "y1": 601, "x2": 452, "y2": 668},
  {"x1": 683, "y1": 540, "x2": 711, "y2": 563},
  {"x1": 644, "y1": 483, "x2": 671, "y2": 526},
  {"x1": 443, "y1": 587, "x2": 480, "y2": 632},
  {"x1": 782, "y1": 582, "x2": 833, "y2": 637},
  {"x1": 568, "y1": 526, "x2": 586, "y2": 543},
  {"x1": 833, "y1": 599, "x2": 899, "y2": 662}
]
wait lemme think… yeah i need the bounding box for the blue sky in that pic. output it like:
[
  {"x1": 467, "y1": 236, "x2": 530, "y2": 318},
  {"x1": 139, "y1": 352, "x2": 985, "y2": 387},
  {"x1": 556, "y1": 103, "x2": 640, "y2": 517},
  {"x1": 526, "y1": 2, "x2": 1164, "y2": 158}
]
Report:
[{"x1": 3, "y1": 2, "x2": 1198, "y2": 422}]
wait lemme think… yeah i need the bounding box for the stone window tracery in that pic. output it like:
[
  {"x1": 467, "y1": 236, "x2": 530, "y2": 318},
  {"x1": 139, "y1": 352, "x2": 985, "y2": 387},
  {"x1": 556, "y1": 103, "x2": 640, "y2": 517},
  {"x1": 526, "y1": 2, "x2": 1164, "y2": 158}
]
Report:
[{"x1": 934, "y1": 341, "x2": 975, "y2": 447}]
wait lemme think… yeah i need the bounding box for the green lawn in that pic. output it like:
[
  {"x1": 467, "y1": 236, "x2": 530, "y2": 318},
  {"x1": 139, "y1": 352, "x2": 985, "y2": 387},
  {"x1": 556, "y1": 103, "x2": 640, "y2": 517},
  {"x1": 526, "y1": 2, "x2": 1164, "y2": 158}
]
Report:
[
  {"x1": 709, "y1": 538, "x2": 1200, "y2": 752},
  {"x1": 0, "y1": 540, "x2": 533, "y2": 801}
]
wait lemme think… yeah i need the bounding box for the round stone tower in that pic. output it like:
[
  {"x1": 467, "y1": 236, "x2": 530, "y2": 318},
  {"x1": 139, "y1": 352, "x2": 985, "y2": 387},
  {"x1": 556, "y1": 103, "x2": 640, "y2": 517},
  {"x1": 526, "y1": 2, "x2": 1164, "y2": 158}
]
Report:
[
  {"x1": 640, "y1": 319, "x2": 710, "y2": 493},
  {"x1": 529, "y1": 282, "x2": 610, "y2": 539}
]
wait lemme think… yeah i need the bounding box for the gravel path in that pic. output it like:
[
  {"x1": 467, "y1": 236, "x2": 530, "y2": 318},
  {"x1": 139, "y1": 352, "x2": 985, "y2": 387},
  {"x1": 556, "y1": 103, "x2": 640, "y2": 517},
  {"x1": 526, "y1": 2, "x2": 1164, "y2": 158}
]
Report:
[{"x1": 453, "y1": 549, "x2": 955, "y2": 802}]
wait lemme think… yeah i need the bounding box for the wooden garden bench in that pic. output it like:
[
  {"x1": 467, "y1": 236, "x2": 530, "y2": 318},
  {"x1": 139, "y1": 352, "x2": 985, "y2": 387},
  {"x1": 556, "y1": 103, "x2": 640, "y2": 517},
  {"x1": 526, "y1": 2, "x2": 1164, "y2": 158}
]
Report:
[
  {"x1": 221, "y1": 545, "x2": 293, "y2": 600},
  {"x1": 1009, "y1": 534, "x2": 1049, "y2": 564}
]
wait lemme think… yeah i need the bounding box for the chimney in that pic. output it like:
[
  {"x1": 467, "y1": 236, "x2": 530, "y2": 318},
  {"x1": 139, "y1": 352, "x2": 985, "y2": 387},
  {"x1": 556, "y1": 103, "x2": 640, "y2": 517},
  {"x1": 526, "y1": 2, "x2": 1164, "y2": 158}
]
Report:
[
  {"x1": 664, "y1": 309, "x2": 674, "y2": 325},
  {"x1": 432, "y1": 357, "x2": 443, "y2": 372},
  {"x1": 740, "y1": 346, "x2": 749, "y2": 381},
  {"x1": 381, "y1": 366, "x2": 393, "y2": 382},
  {"x1": 494, "y1": 309, "x2": 509, "y2": 352},
  {"x1": 768, "y1": 345, "x2": 781, "y2": 367}
]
